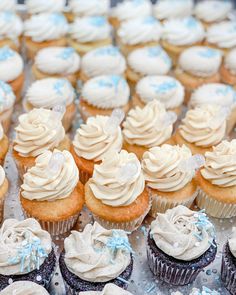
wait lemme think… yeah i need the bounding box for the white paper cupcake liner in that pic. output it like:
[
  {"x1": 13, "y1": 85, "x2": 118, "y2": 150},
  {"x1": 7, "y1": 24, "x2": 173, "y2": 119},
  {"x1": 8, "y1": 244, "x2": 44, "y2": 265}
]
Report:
[
  {"x1": 221, "y1": 243, "x2": 236, "y2": 295},
  {"x1": 0, "y1": 197, "x2": 5, "y2": 225},
  {"x1": 196, "y1": 189, "x2": 236, "y2": 218}
]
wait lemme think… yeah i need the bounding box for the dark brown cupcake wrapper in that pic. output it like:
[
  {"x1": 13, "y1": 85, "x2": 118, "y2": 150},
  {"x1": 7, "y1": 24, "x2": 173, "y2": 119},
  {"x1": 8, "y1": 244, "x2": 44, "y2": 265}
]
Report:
[{"x1": 221, "y1": 243, "x2": 236, "y2": 295}]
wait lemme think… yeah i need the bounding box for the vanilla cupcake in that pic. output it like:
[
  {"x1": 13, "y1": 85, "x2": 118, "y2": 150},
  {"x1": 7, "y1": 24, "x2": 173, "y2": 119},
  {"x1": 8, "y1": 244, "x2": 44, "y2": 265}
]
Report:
[
  {"x1": 80, "y1": 46, "x2": 126, "y2": 82},
  {"x1": 0, "y1": 123, "x2": 9, "y2": 165},
  {"x1": 123, "y1": 100, "x2": 175, "y2": 159},
  {"x1": 162, "y1": 17, "x2": 205, "y2": 65},
  {"x1": 26, "y1": 0, "x2": 66, "y2": 15},
  {"x1": 133, "y1": 75, "x2": 184, "y2": 115},
  {"x1": 0, "y1": 165, "x2": 8, "y2": 223},
  {"x1": 24, "y1": 13, "x2": 68, "y2": 59},
  {"x1": 32, "y1": 47, "x2": 80, "y2": 86},
  {"x1": 68, "y1": 16, "x2": 112, "y2": 56},
  {"x1": 80, "y1": 284, "x2": 133, "y2": 295},
  {"x1": 1, "y1": 281, "x2": 50, "y2": 294},
  {"x1": 0, "y1": 0, "x2": 16, "y2": 11},
  {"x1": 221, "y1": 48, "x2": 236, "y2": 87},
  {"x1": 175, "y1": 104, "x2": 227, "y2": 155},
  {"x1": 79, "y1": 75, "x2": 130, "y2": 121},
  {"x1": 196, "y1": 140, "x2": 236, "y2": 218},
  {"x1": 24, "y1": 78, "x2": 76, "y2": 131}
]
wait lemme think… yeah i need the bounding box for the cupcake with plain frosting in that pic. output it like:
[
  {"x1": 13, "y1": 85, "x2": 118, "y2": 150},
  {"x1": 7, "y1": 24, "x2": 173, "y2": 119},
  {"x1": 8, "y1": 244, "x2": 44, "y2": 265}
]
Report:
[
  {"x1": 0, "y1": 123, "x2": 9, "y2": 165},
  {"x1": 0, "y1": 165, "x2": 8, "y2": 224},
  {"x1": 26, "y1": 0, "x2": 66, "y2": 15},
  {"x1": 1, "y1": 281, "x2": 49, "y2": 295},
  {"x1": 220, "y1": 48, "x2": 236, "y2": 87}
]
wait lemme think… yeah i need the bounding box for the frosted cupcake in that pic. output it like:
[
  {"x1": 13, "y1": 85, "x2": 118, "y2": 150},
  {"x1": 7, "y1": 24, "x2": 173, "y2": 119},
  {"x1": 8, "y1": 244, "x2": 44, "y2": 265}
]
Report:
[
  {"x1": 220, "y1": 48, "x2": 236, "y2": 87},
  {"x1": 162, "y1": 17, "x2": 205, "y2": 65},
  {"x1": 24, "y1": 78, "x2": 76, "y2": 131},
  {"x1": 26, "y1": 0, "x2": 66, "y2": 15},
  {"x1": 24, "y1": 13, "x2": 68, "y2": 59},
  {"x1": 59, "y1": 222, "x2": 133, "y2": 293},
  {"x1": 79, "y1": 284, "x2": 133, "y2": 295},
  {"x1": 85, "y1": 150, "x2": 149, "y2": 232},
  {"x1": 0, "y1": 123, "x2": 9, "y2": 165},
  {"x1": 68, "y1": 16, "x2": 112, "y2": 56},
  {"x1": 21, "y1": 149, "x2": 84, "y2": 235},
  {"x1": 147, "y1": 205, "x2": 217, "y2": 286},
  {"x1": 0, "y1": 0, "x2": 16, "y2": 11},
  {"x1": 32, "y1": 47, "x2": 80, "y2": 86},
  {"x1": 116, "y1": 16, "x2": 162, "y2": 56},
  {"x1": 80, "y1": 46, "x2": 126, "y2": 82},
  {"x1": 123, "y1": 100, "x2": 176, "y2": 159},
  {"x1": 1, "y1": 281, "x2": 49, "y2": 294},
  {"x1": 196, "y1": 140, "x2": 236, "y2": 218},
  {"x1": 133, "y1": 75, "x2": 184, "y2": 115},
  {"x1": 171, "y1": 287, "x2": 220, "y2": 295},
  {"x1": 0, "y1": 165, "x2": 8, "y2": 223}
]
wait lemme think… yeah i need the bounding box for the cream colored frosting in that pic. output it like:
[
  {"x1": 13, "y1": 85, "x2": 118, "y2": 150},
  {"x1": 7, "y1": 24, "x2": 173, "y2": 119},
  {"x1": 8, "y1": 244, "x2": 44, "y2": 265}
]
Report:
[
  {"x1": 79, "y1": 284, "x2": 133, "y2": 295},
  {"x1": 136, "y1": 75, "x2": 184, "y2": 109},
  {"x1": 201, "y1": 140, "x2": 236, "y2": 187},
  {"x1": 0, "y1": 123, "x2": 3, "y2": 141},
  {"x1": 26, "y1": 0, "x2": 65, "y2": 14},
  {"x1": 0, "y1": 47, "x2": 23, "y2": 82},
  {"x1": 24, "y1": 13, "x2": 68, "y2": 42},
  {"x1": 14, "y1": 108, "x2": 65, "y2": 157},
  {"x1": 172, "y1": 287, "x2": 220, "y2": 295},
  {"x1": 81, "y1": 46, "x2": 126, "y2": 78},
  {"x1": 225, "y1": 48, "x2": 236, "y2": 75},
  {"x1": 123, "y1": 100, "x2": 173, "y2": 148},
  {"x1": 162, "y1": 17, "x2": 205, "y2": 46},
  {"x1": 64, "y1": 222, "x2": 131, "y2": 282},
  {"x1": 142, "y1": 144, "x2": 194, "y2": 192},
  {"x1": 73, "y1": 115, "x2": 122, "y2": 161},
  {"x1": 0, "y1": 165, "x2": 5, "y2": 187},
  {"x1": 0, "y1": 0, "x2": 16, "y2": 11},
  {"x1": 0, "y1": 80, "x2": 16, "y2": 112},
  {"x1": 0, "y1": 12, "x2": 23, "y2": 43},
  {"x1": 69, "y1": 16, "x2": 111, "y2": 43},
  {"x1": 25, "y1": 78, "x2": 75, "y2": 109},
  {"x1": 229, "y1": 227, "x2": 236, "y2": 258},
  {"x1": 179, "y1": 104, "x2": 226, "y2": 147},
  {"x1": 21, "y1": 149, "x2": 79, "y2": 202},
  {"x1": 128, "y1": 46, "x2": 171, "y2": 76},
  {"x1": 69, "y1": 0, "x2": 109, "y2": 17},
  {"x1": 154, "y1": 0, "x2": 193, "y2": 20},
  {"x1": 178, "y1": 46, "x2": 222, "y2": 77},
  {"x1": 0, "y1": 218, "x2": 52, "y2": 275},
  {"x1": 117, "y1": 16, "x2": 162, "y2": 45},
  {"x1": 150, "y1": 205, "x2": 215, "y2": 261},
  {"x1": 195, "y1": 0, "x2": 232, "y2": 23},
  {"x1": 0, "y1": 281, "x2": 49, "y2": 295},
  {"x1": 35, "y1": 47, "x2": 80, "y2": 75},
  {"x1": 89, "y1": 150, "x2": 145, "y2": 207}
]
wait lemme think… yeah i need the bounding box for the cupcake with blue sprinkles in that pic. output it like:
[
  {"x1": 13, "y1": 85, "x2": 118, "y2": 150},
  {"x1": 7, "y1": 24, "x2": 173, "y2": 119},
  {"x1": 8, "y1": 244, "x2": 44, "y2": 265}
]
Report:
[{"x1": 147, "y1": 205, "x2": 217, "y2": 286}]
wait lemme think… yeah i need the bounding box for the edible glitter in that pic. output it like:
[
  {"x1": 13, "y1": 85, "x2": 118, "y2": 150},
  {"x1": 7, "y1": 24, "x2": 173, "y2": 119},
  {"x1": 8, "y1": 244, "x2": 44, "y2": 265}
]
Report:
[
  {"x1": 198, "y1": 48, "x2": 219, "y2": 58},
  {"x1": 53, "y1": 79, "x2": 67, "y2": 95},
  {"x1": 49, "y1": 13, "x2": 67, "y2": 25},
  {"x1": 106, "y1": 230, "x2": 133, "y2": 258},
  {"x1": 94, "y1": 46, "x2": 119, "y2": 56},
  {"x1": 0, "y1": 46, "x2": 14, "y2": 62},
  {"x1": 58, "y1": 47, "x2": 75, "y2": 60},
  {"x1": 151, "y1": 80, "x2": 176, "y2": 94},
  {"x1": 89, "y1": 16, "x2": 106, "y2": 27}
]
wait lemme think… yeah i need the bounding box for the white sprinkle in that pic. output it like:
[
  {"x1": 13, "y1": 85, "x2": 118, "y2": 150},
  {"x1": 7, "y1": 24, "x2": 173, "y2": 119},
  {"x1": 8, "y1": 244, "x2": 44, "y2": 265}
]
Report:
[
  {"x1": 36, "y1": 275, "x2": 42, "y2": 282},
  {"x1": 173, "y1": 242, "x2": 179, "y2": 248},
  {"x1": 195, "y1": 242, "x2": 200, "y2": 247},
  {"x1": 8, "y1": 278, "x2": 13, "y2": 285},
  {"x1": 22, "y1": 240, "x2": 27, "y2": 246}
]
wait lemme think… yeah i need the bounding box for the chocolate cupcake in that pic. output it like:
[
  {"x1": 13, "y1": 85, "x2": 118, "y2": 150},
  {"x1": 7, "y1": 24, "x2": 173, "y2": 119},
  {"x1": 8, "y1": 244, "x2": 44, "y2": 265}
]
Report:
[
  {"x1": 147, "y1": 205, "x2": 217, "y2": 286},
  {"x1": 80, "y1": 283, "x2": 133, "y2": 295},
  {"x1": 1, "y1": 281, "x2": 49, "y2": 294}
]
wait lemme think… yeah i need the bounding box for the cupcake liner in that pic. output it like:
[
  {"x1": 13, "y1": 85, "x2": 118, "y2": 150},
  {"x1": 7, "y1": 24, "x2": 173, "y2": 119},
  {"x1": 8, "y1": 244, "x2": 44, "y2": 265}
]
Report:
[
  {"x1": 221, "y1": 243, "x2": 236, "y2": 295},
  {"x1": 196, "y1": 189, "x2": 236, "y2": 218},
  {"x1": 64, "y1": 280, "x2": 79, "y2": 295},
  {"x1": 0, "y1": 197, "x2": 4, "y2": 224}
]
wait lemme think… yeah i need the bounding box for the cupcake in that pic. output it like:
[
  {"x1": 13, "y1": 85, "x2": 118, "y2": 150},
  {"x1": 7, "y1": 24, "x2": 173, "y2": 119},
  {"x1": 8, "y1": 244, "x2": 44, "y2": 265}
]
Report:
[
  {"x1": 0, "y1": 218, "x2": 56, "y2": 290},
  {"x1": 123, "y1": 100, "x2": 176, "y2": 160},
  {"x1": 23, "y1": 78, "x2": 76, "y2": 131},
  {"x1": 147, "y1": 205, "x2": 217, "y2": 285},
  {"x1": 1, "y1": 281, "x2": 50, "y2": 294},
  {"x1": 78, "y1": 75, "x2": 130, "y2": 122},
  {"x1": 32, "y1": 47, "x2": 80, "y2": 87},
  {"x1": 116, "y1": 16, "x2": 162, "y2": 56},
  {"x1": 0, "y1": 123, "x2": 9, "y2": 165},
  {"x1": 68, "y1": 16, "x2": 112, "y2": 56},
  {"x1": 220, "y1": 48, "x2": 236, "y2": 87},
  {"x1": 0, "y1": 165, "x2": 8, "y2": 223},
  {"x1": 80, "y1": 45, "x2": 126, "y2": 83},
  {"x1": 175, "y1": 104, "x2": 227, "y2": 155},
  {"x1": 161, "y1": 17, "x2": 205, "y2": 65},
  {"x1": 20, "y1": 149, "x2": 84, "y2": 235},
  {"x1": 175, "y1": 46, "x2": 222, "y2": 104},
  {"x1": 221, "y1": 227, "x2": 236, "y2": 294},
  {"x1": 71, "y1": 113, "x2": 123, "y2": 183},
  {"x1": 24, "y1": 13, "x2": 68, "y2": 59},
  {"x1": 85, "y1": 150, "x2": 150, "y2": 231},
  {"x1": 171, "y1": 286, "x2": 220, "y2": 295},
  {"x1": 0, "y1": 47, "x2": 24, "y2": 103},
  {"x1": 25, "y1": 0, "x2": 66, "y2": 15},
  {"x1": 13, "y1": 108, "x2": 70, "y2": 179},
  {"x1": 196, "y1": 140, "x2": 236, "y2": 218},
  {"x1": 59, "y1": 222, "x2": 133, "y2": 293},
  {"x1": 79, "y1": 284, "x2": 133, "y2": 295},
  {"x1": 142, "y1": 144, "x2": 200, "y2": 216},
  {"x1": 132, "y1": 75, "x2": 184, "y2": 115},
  {"x1": 0, "y1": 0, "x2": 16, "y2": 11}
]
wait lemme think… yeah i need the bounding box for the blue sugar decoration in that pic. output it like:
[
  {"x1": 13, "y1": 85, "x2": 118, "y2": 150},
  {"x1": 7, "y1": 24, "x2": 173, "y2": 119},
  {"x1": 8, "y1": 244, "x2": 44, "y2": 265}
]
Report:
[
  {"x1": 58, "y1": 47, "x2": 75, "y2": 60},
  {"x1": 201, "y1": 286, "x2": 220, "y2": 295},
  {"x1": 147, "y1": 46, "x2": 162, "y2": 57},
  {"x1": 50, "y1": 13, "x2": 66, "y2": 25},
  {"x1": 151, "y1": 80, "x2": 177, "y2": 94},
  {"x1": 198, "y1": 48, "x2": 219, "y2": 58},
  {"x1": 0, "y1": 46, "x2": 14, "y2": 62},
  {"x1": 106, "y1": 230, "x2": 133, "y2": 258},
  {"x1": 216, "y1": 85, "x2": 233, "y2": 96},
  {"x1": 185, "y1": 17, "x2": 198, "y2": 28},
  {"x1": 192, "y1": 211, "x2": 215, "y2": 243},
  {"x1": 53, "y1": 79, "x2": 67, "y2": 95},
  {"x1": 0, "y1": 80, "x2": 13, "y2": 94},
  {"x1": 2, "y1": 11, "x2": 14, "y2": 22},
  {"x1": 143, "y1": 16, "x2": 157, "y2": 25},
  {"x1": 146, "y1": 284, "x2": 156, "y2": 293},
  {"x1": 117, "y1": 277, "x2": 130, "y2": 284},
  {"x1": 96, "y1": 75, "x2": 124, "y2": 92},
  {"x1": 89, "y1": 16, "x2": 106, "y2": 27},
  {"x1": 94, "y1": 46, "x2": 119, "y2": 56}
]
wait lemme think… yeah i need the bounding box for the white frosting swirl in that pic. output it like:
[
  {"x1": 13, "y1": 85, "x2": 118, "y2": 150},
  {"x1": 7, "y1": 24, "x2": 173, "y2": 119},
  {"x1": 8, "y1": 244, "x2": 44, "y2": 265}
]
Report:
[
  {"x1": 0, "y1": 0, "x2": 16, "y2": 11},
  {"x1": 0, "y1": 123, "x2": 3, "y2": 141},
  {"x1": 0, "y1": 165, "x2": 5, "y2": 187},
  {"x1": 26, "y1": 0, "x2": 66, "y2": 14},
  {"x1": 224, "y1": 48, "x2": 236, "y2": 74},
  {"x1": 154, "y1": 0, "x2": 193, "y2": 20},
  {"x1": 229, "y1": 227, "x2": 236, "y2": 258},
  {"x1": 80, "y1": 284, "x2": 133, "y2": 295},
  {"x1": 0, "y1": 12, "x2": 23, "y2": 42},
  {"x1": 0, "y1": 80, "x2": 16, "y2": 112},
  {"x1": 69, "y1": 0, "x2": 109, "y2": 17},
  {"x1": 0, "y1": 281, "x2": 49, "y2": 295}
]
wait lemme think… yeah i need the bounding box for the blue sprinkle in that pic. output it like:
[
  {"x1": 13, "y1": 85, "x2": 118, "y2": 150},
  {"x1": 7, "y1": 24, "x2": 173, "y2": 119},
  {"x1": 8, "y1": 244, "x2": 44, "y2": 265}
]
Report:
[
  {"x1": 96, "y1": 75, "x2": 125, "y2": 92},
  {"x1": 151, "y1": 80, "x2": 177, "y2": 94},
  {"x1": 106, "y1": 230, "x2": 134, "y2": 257},
  {"x1": 216, "y1": 85, "x2": 234, "y2": 96},
  {"x1": 58, "y1": 47, "x2": 75, "y2": 60},
  {"x1": 0, "y1": 80, "x2": 13, "y2": 94},
  {"x1": 1, "y1": 11, "x2": 14, "y2": 22},
  {"x1": 198, "y1": 48, "x2": 219, "y2": 58},
  {"x1": 0, "y1": 46, "x2": 14, "y2": 62},
  {"x1": 94, "y1": 46, "x2": 119, "y2": 56},
  {"x1": 146, "y1": 284, "x2": 156, "y2": 293},
  {"x1": 117, "y1": 277, "x2": 130, "y2": 284},
  {"x1": 53, "y1": 79, "x2": 68, "y2": 95},
  {"x1": 89, "y1": 16, "x2": 106, "y2": 27},
  {"x1": 148, "y1": 46, "x2": 162, "y2": 57},
  {"x1": 49, "y1": 13, "x2": 67, "y2": 25},
  {"x1": 184, "y1": 17, "x2": 198, "y2": 28},
  {"x1": 143, "y1": 16, "x2": 157, "y2": 25}
]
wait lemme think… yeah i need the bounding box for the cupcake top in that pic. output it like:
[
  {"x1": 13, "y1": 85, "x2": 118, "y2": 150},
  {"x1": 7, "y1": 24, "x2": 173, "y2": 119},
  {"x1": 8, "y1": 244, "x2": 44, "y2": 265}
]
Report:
[
  {"x1": 24, "y1": 13, "x2": 68, "y2": 42},
  {"x1": 89, "y1": 150, "x2": 145, "y2": 207},
  {"x1": 0, "y1": 218, "x2": 52, "y2": 276},
  {"x1": 73, "y1": 115, "x2": 122, "y2": 161},
  {"x1": 0, "y1": 47, "x2": 23, "y2": 82},
  {"x1": 34, "y1": 47, "x2": 80, "y2": 75},
  {"x1": 0, "y1": 165, "x2": 6, "y2": 187},
  {"x1": 21, "y1": 149, "x2": 79, "y2": 202},
  {"x1": 150, "y1": 205, "x2": 215, "y2": 261},
  {"x1": 127, "y1": 46, "x2": 172, "y2": 76},
  {"x1": 1, "y1": 281, "x2": 49, "y2": 295},
  {"x1": 154, "y1": 0, "x2": 193, "y2": 20},
  {"x1": 179, "y1": 104, "x2": 227, "y2": 147},
  {"x1": 26, "y1": 0, "x2": 66, "y2": 14},
  {"x1": 0, "y1": 11, "x2": 23, "y2": 42},
  {"x1": 201, "y1": 140, "x2": 236, "y2": 188},
  {"x1": 0, "y1": 0, "x2": 16, "y2": 11},
  {"x1": 25, "y1": 78, "x2": 75, "y2": 109},
  {"x1": 64, "y1": 222, "x2": 132, "y2": 282},
  {"x1": 229, "y1": 227, "x2": 236, "y2": 258},
  {"x1": 123, "y1": 100, "x2": 174, "y2": 148},
  {"x1": 0, "y1": 80, "x2": 16, "y2": 112},
  {"x1": 117, "y1": 16, "x2": 162, "y2": 45},
  {"x1": 172, "y1": 287, "x2": 220, "y2": 295},
  {"x1": 194, "y1": 0, "x2": 232, "y2": 23},
  {"x1": 178, "y1": 46, "x2": 222, "y2": 77},
  {"x1": 224, "y1": 48, "x2": 236, "y2": 75},
  {"x1": 162, "y1": 17, "x2": 205, "y2": 46},
  {"x1": 81, "y1": 75, "x2": 130, "y2": 109},
  {"x1": 136, "y1": 75, "x2": 184, "y2": 109},
  {"x1": 14, "y1": 108, "x2": 65, "y2": 157},
  {"x1": 142, "y1": 144, "x2": 194, "y2": 192},
  {"x1": 69, "y1": 0, "x2": 109, "y2": 17},
  {"x1": 80, "y1": 284, "x2": 133, "y2": 295},
  {"x1": 69, "y1": 16, "x2": 111, "y2": 43},
  {"x1": 81, "y1": 46, "x2": 126, "y2": 78}
]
